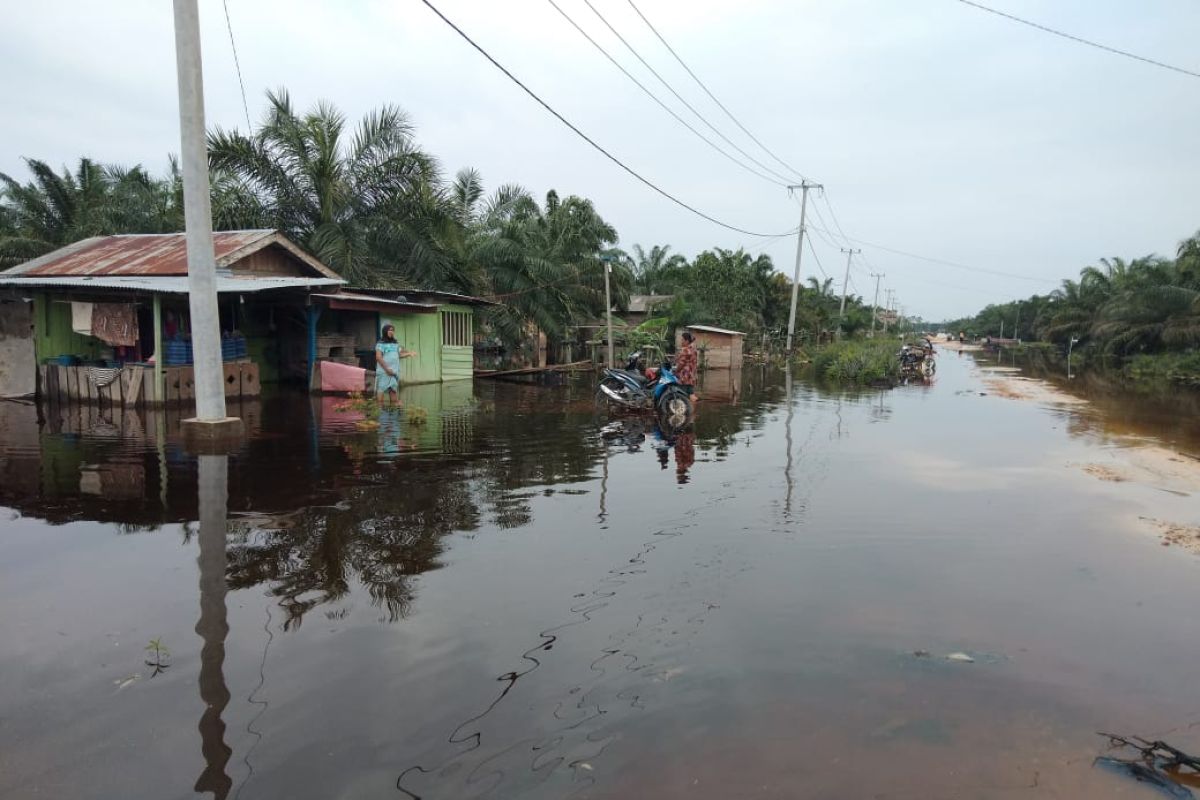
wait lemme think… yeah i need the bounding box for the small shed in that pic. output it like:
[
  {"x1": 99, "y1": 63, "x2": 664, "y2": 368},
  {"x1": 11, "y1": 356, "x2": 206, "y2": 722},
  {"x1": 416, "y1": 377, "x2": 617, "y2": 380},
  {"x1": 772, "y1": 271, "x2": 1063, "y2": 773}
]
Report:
[{"x1": 678, "y1": 324, "x2": 745, "y2": 370}]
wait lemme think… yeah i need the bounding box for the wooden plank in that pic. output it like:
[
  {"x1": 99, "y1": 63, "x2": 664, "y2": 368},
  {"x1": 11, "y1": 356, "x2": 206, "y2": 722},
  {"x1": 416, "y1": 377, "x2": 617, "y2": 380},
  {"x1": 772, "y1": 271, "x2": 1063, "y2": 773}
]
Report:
[
  {"x1": 126, "y1": 367, "x2": 143, "y2": 407},
  {"x1": 240, "y1": 362, "x2": 260, "y2": 397},
  {"x1": 166, "y1": 366, "x2": 181, "y2": 405},
  {"x1": 179, "y1": 367, "x2": 195, "y2": 403},
  {"x1": 223, "y1": 363, "x2": 240, "y2": 397}
]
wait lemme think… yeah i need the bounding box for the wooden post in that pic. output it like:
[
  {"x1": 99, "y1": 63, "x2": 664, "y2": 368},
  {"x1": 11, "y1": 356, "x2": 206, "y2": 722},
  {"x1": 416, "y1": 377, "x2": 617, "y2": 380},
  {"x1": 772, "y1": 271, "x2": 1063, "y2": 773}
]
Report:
[{"x1": 153, "y1": 294, "x2": 164, "y2": 406}]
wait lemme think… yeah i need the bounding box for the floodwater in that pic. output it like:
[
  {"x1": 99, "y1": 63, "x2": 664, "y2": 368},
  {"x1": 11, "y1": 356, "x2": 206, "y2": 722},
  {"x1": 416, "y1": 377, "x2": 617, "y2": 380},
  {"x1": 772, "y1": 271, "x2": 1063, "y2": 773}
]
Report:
[{"x1": 1, "y1": 352, "x2": 1199, "y2": 799}]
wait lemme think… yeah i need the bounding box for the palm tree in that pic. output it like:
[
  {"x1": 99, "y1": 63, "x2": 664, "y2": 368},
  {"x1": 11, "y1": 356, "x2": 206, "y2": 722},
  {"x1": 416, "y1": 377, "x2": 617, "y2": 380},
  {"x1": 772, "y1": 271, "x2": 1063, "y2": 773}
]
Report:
[
  {"x1": 0, "y1": 158, "x2": 117, "y2": 265},
  {"x1": 207, "y1": 89, "x2": 452, "y2": 287},
  {"x1": 628, "y1": 244, "x2": 686, "y2": 293}
]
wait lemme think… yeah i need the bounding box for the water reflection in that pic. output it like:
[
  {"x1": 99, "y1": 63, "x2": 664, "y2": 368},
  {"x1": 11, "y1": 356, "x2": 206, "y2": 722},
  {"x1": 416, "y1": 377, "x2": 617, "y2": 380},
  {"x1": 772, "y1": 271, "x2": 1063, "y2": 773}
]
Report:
[{"x1": 195, "y1": 454, "x2": 232, "y2": 799}]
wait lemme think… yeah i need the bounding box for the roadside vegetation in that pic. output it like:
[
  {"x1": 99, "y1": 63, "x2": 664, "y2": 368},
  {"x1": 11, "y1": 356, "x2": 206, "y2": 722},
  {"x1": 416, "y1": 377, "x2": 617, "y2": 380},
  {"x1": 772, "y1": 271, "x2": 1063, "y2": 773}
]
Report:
[
  {"x1": 810, "y1": 339, "x2": 898, "y2": 386},
  {"x1": 945, "y1": 234, "x2": 1200, "y2": 388},
  {"x1": 0, "y1": 89, "x2": 873, "y2": 355}
]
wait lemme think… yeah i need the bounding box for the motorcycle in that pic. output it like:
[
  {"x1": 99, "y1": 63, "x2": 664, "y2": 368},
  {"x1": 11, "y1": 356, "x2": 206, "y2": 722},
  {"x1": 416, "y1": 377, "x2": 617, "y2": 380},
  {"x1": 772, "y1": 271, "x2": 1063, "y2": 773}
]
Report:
[
  {"x1": 898, "y1": 341, "x2": 936, "y2": 380},
  {"x1": 597, "y1": 351, "x2": 692, "y2": 418}
]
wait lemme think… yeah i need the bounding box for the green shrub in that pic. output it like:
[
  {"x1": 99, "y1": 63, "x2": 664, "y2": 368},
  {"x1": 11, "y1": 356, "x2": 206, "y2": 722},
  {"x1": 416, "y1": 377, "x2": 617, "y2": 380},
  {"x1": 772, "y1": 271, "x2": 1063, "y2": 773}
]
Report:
[{"x1": 811, "y1": 339, "x2": 898, "y2": 385}]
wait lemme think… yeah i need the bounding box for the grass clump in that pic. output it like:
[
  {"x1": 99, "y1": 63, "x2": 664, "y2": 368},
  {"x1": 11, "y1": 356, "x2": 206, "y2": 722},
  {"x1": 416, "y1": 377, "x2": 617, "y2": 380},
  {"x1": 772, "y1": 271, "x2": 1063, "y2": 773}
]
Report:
[{"x1": 811, "y1": 339, "x2": 899, "y2": 385}]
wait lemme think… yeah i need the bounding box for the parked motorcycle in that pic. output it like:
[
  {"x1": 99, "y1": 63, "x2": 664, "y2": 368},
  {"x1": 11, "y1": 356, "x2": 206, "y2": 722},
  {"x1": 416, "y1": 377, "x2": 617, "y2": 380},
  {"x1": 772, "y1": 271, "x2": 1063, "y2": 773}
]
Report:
[
  {"x1": 898, "y1": 341, "x2": 936, "y2": 380},
  {"x1": 597, "y1": 351, "x2": 692, "y2": 418}
]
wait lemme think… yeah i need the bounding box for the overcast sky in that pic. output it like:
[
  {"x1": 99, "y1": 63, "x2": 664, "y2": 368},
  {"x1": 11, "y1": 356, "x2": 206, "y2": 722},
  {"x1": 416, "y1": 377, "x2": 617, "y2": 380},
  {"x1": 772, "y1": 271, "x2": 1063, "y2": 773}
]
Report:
[{"x1": 3, "y1": 0, "x2": 1198, "y2": 319}]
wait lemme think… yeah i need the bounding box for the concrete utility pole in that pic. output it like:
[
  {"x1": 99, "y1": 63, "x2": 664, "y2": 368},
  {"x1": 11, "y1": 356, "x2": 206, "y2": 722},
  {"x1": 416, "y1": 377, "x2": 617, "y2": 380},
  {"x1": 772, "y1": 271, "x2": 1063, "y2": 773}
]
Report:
[
  {"x1": 869, "y1": 273, "x2": 884, "y2": 336},
  {"x1": 837, "y1": 248, "x2": 860, "y2": 333},
  {"x1": 603, "y1": 258, "x2": 614, "y2": 368},
  {"x1": 785, "y1": 180, "x2": 822, "y2": 353},
  {"x1": 173, "y1": 0, "x2": 240, "y2": 436},
  {"x1": 883, "y1": 289, "x2": 896, "y2": 332},
  {"x1": 1014, "y1": 303, "x2": 1021, "y2": 341}
]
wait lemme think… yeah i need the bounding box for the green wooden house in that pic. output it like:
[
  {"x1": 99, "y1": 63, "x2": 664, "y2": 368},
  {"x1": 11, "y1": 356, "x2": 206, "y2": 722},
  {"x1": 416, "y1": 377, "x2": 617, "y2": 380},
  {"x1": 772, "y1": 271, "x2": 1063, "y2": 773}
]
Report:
[{"x1": 310, "y1": 289, "x2": 493, "y2": 385}]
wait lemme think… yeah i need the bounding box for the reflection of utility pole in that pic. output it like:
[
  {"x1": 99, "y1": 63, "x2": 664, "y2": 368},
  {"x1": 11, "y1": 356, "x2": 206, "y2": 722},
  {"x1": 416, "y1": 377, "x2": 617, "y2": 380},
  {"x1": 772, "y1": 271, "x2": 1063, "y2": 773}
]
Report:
[
  {"x1": 869, "y1": 273, "x2": 884, "y2": 337},
  {"x1": 785, "y1": 180, "x2": 822, "y2": 353},
  {"x1": 173, "y1": 0, "x2": 240, "y2": 437},
  {"x1": 195, "y1": 454, "x2": 231, "y2": 799},
  {"x1": 837, "y1": 248, "x2": 860, "y2": 335},
  {"x1": 783, "y1": 363, "x2": 794, "y2": 516}
]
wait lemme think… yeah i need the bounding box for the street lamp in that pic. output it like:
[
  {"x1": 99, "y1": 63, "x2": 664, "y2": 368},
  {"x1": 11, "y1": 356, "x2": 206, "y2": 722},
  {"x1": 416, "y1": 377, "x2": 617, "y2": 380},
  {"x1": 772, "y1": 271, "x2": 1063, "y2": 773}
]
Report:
[{"x1": 1067, "y1": 336, "x2": 1080, "y2": 379}]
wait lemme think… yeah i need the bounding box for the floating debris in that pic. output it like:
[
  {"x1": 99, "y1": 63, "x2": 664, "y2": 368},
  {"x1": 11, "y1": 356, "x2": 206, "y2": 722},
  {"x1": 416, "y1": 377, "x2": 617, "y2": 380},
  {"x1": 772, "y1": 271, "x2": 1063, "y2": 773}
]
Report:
[
  {"x1": 1094, "y1": 732, "x2": 1200, "y2": 799},
  {"x1": 946, "y1": 652, "x2": 975, "y2": 663}
]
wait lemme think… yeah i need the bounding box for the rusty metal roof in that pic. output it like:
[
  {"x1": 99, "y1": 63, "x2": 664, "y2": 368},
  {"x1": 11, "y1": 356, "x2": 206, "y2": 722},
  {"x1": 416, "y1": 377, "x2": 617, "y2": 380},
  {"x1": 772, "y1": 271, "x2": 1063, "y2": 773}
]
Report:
[
  {"x1": 0, "y1": 274, "x2": 343, "y2": 294},
  {"x1": 6, "y1": 230, "x2": 342, "y2": 280}
]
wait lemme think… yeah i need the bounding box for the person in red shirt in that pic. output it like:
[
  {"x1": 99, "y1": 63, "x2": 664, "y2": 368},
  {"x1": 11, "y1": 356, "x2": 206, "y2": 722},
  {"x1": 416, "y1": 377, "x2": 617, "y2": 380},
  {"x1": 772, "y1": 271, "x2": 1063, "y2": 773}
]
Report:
[{"x1": 675, "y1": 331, "x2": 699, "y2": 403}]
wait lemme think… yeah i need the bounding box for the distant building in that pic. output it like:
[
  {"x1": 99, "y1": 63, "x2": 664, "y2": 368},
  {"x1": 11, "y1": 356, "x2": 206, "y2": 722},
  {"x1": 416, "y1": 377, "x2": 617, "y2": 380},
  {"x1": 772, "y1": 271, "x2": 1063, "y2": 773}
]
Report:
[
  {"x1": 617, "y1": 294, "x2": 673, "y2": 329},
  {"x1": 677, "y1": 324, "x2": 745, "y2": 370}
]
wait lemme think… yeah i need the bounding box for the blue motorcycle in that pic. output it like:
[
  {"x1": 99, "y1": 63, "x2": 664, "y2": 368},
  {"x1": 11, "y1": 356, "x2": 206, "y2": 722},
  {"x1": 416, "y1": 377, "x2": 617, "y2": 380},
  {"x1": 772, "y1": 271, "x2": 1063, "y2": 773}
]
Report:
[{"x1": 598, "y1": 351, "x2": 692, "y2": 418}]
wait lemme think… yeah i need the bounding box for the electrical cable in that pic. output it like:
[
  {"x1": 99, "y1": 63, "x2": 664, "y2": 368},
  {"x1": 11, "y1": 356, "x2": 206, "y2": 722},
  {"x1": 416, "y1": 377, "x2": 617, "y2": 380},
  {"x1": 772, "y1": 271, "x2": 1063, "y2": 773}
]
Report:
[
  {"x1": 221, "y1": 0, "x2": 253, "y2": 131},
  {"x1": 544, "y1": 0, "x2": 786, "y2": 188},
  {"x1": 579, "y1": 0, "x2": 797, "y2": 186},
  {"x1": 625, "y1": 0, "x2": 811, "y2": 183},
  {"x1": 417, "y1": 0, "x2": 794, "y2": 238},
  {"x1": 805, "y1": 236, "x2": 830, "y2": 280},
  {"x1": 956, "y1": 0, "x2": 1200, "y2": 80}
]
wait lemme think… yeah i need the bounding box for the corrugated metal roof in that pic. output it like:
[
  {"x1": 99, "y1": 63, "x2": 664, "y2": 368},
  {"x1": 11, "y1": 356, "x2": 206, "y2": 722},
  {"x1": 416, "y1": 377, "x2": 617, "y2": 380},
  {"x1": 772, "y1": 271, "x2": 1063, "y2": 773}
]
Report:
[
  {"x1": 350, "y1": 287, "x2": 498, "y2": 307},
  {"x1": 9, "y1": 231, "x2": 274, "y2": 276},
  {"x1": 0, "y1": 274, "x2": 343, "y2": 294},
  {"x1": 312, "y1": 292, "x2": 436, "y2": 313},
  {"x1": 686, "y1": 324, "x2": 746, "y2": 337},
  {"x1": 5, "y1": 230, "x2": 344, "y2": 281}
]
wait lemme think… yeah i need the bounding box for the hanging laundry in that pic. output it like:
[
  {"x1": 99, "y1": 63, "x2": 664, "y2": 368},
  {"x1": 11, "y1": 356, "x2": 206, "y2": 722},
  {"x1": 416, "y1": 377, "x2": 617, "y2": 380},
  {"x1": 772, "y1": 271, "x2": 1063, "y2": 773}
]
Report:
[
  {"x1": 91, "y1": 303, "x2": 138, "y2": 347},
  {"x1": 71, "y1": 301, "x2": 94, "y2": 335}
]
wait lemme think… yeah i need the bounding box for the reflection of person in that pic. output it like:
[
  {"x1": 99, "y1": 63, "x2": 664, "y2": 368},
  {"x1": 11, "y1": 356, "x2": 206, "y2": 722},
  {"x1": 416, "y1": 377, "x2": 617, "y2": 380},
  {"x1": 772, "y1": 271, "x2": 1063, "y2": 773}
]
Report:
[
  {"x1": 375, "y1": 324, "x2": 415, "y2": 407},
  {"x1": 675, "y1": 331, "x2": 699, "y2": 403},
  {"x1": 674, "y1": 431, "x2": 695, "y2": 485}
]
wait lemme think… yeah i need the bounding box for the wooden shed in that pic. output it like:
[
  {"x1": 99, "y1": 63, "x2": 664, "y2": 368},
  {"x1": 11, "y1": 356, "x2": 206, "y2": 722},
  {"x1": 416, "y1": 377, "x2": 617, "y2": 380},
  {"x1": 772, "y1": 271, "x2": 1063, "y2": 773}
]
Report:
[{"x1": 678, "y1": 324, "x2": 745, "y2": 370}]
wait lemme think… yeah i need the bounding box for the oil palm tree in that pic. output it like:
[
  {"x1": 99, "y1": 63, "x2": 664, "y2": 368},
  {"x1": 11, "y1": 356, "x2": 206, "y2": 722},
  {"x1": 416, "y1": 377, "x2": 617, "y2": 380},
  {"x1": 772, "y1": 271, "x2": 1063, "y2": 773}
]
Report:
[{"x1": 207, "y1": 89, "x2": 452, "y2": 286}]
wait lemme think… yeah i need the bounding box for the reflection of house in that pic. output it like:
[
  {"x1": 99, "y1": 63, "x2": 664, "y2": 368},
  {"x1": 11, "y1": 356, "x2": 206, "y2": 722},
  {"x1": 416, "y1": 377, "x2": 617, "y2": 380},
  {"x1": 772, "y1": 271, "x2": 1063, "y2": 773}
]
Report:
[
  {"x1": 0, "y1": 231, "x2": 497, "y2": 403},
  {"x1": 677, "y1": 324, "x2": 745, "y2": 370}
]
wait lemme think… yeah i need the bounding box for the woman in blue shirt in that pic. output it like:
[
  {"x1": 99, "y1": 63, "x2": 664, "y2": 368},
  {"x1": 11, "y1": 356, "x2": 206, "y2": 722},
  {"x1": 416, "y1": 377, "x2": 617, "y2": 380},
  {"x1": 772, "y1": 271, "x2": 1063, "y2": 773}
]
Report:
[{"x1": 375, "y1": 324, "x2": 415, "y2": 406}]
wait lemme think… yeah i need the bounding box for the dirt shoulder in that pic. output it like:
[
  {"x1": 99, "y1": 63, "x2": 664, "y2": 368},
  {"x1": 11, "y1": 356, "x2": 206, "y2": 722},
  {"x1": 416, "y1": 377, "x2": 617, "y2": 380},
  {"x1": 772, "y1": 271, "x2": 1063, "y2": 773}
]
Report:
[{"x1": 972, "y1": 362, "x2": 1200, "y2": 555}]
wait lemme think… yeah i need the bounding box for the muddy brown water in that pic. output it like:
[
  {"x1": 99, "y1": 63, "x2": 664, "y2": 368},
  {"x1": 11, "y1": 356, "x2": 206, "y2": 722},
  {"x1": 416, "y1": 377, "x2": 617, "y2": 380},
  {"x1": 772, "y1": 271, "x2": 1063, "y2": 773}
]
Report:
[{"x1": 1, "y1": 353, "x2": 1199, "y2": 799}]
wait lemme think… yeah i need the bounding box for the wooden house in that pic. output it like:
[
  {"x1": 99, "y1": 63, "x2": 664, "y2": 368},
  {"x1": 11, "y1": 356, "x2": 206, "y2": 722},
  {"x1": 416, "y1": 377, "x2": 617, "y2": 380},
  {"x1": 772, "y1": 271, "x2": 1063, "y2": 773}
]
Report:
[{"x1": 678, "y1": 324, "x2": 746, "y2": 370}]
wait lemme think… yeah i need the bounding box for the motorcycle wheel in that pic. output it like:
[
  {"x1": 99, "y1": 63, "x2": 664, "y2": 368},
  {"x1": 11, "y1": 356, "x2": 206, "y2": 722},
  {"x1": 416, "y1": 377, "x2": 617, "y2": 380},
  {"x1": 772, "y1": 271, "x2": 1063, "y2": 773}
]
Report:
[
  {"x1": 597, "y1": 376, "x2": 630, "y2": 405},
  {"x1": 657, "y1": 386, "x2": 692, "y2": 418}
]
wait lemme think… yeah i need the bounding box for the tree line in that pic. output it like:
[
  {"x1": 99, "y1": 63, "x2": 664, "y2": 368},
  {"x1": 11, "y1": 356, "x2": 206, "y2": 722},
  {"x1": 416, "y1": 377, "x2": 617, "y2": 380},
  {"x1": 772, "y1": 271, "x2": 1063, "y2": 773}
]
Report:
[
  {"x1": 0, "y1": 89, "x2": 874, "y2": 351},
  {"x1": 945, "y1": 235, "x2": 1200, "y2": 361}
]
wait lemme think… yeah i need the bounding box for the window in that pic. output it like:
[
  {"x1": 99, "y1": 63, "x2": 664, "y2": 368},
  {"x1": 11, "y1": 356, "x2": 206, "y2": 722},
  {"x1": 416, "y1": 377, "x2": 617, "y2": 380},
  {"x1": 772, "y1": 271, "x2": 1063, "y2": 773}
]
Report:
[{"x1": 442, "y1": 310, "x2": 471, "y2": 347}]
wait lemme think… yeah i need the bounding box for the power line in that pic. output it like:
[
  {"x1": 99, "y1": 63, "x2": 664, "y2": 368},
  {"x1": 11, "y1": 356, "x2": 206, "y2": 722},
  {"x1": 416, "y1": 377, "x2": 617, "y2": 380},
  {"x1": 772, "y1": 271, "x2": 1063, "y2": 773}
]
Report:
[
  {"x1": 417, "y1": 0, "x2": 793, "y2": 238},
  {"x1": 221, "y1": 0, "x2": 253, "y2": 131},
  {"x1": 805, "y1": 236, "x2": 830, "y2": 280},
  {"x1": 956, "y1": 0, "x2": 1200, "y2": 81},
  {"x1": 579, "y1": 0, "x2": 797, "y2": 186},
  {"x1": 806, "y1": 221, "x2": 1058, "y2": 284},
  {"x1": 544, "y1": 0, "x2": 785, "y2": 188},
  {"x1": 624, "y1": 0, "x2": 809, "y2": 182}
]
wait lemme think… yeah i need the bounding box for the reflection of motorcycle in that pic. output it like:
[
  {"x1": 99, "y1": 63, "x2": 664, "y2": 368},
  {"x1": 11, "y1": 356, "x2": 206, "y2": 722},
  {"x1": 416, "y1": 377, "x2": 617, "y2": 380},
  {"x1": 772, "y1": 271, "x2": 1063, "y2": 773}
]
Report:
[{"x1": 598, "y1": 351, "x2": 692, "y2": 417}]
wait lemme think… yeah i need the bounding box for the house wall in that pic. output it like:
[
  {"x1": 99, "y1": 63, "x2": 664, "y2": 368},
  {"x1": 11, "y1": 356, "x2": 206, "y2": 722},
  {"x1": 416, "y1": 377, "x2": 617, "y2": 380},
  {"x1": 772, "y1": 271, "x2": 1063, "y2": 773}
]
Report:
[
  {"x1": 230, "y1": 246, "x2": 306, "y2": 277},
  {"x1": 0, "y1": 298, "x2": 37, "y2": 398},
  {"x1": 677, "y1": 329, "x2": 745, "y2": 370},
  {"x1": 440, "y1": 304, "x2": 474, "y2": 381},
  {"x1": 384, "y1": 311, "x2": 442, "y2": 384},
  {"x1": 33, "y1": 294, "x2": 106, "y2": 363}
]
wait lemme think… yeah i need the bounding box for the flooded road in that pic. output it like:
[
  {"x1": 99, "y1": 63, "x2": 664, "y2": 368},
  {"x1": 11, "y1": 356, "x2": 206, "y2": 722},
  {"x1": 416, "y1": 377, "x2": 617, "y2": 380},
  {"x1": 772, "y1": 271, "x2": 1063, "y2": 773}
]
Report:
[{"x1": 2, "y1": 352, "x2": 1199, "y2": 799}]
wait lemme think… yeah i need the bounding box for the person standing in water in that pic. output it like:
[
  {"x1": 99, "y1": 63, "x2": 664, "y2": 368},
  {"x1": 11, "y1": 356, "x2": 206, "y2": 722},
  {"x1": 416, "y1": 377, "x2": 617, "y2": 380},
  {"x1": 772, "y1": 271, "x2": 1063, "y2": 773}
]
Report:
[
  {"x1": 375, "y1": 324, "x2": 415, "y2": 406},
  {"x1": 675, "y1": 330, "x2": 699, "y2": 403}
]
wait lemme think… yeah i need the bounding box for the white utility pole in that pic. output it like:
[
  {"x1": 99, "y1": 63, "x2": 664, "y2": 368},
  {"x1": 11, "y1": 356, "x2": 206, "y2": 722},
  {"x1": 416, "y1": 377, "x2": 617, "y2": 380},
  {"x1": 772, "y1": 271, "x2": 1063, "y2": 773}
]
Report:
[
  {"x1": 173, "y1": 0, "x2": 239, "y2": 434},
  {"x1": 603, "y1": 258, "x2": 614, "y2": 368},
  {"x1": 869, "y1": 273, "x2": 884, "y2": 336},
  {"x1": 837, "y1": 248, "x2": 860, "y2": 333},
  {"x1": 883, "y1": 289, "x2": 896, "y2": 332},
  {"x1": 785, "y1": 180, "x2": 822, "y2": 353}
]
